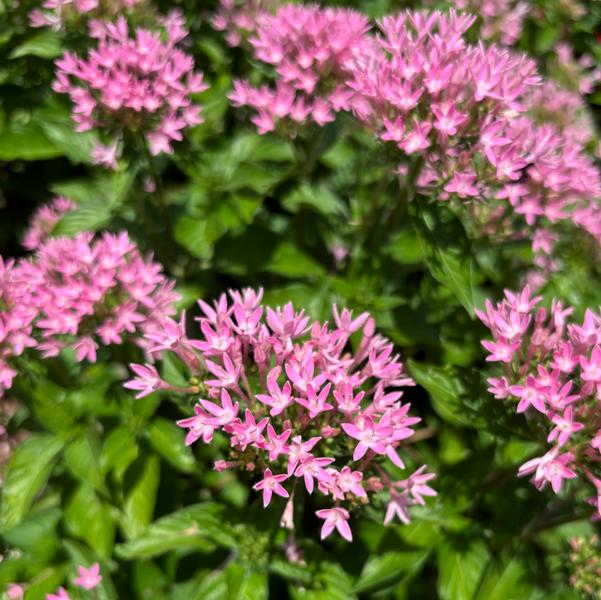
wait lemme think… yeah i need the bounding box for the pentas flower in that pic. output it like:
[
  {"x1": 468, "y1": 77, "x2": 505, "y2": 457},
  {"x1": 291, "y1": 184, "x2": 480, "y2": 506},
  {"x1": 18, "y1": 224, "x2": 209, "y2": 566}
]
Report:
[
  {"x1": 21, "y1": 196, "x2": 75, "y2": 251},
  {"x1": 73, "y1": 563, "x2": 102, "y2": 590},
  {"x1": 53, "y1": 13, "x2": 208, "y2": 163},
  {"x1": 480, "y1": 286, "x2": 601, "y2": 518},
  {"x1": 347, "y1": 10, "x2": 601, "y2": 260},
  {"x1": 30, "y1": 0, "x2": 143, "y2": 31},
  {"x1": 47, "y1": 588, "x2": 70, "y2": 600},
  {"x1": 0, "y1": 230, "x2": 178, "y2": 397},
  {"x1": 228, "y1": 4, "x2": 370, "y2": 134},
  {"x1": 126, "y1": 289, "x2": 435, "y2": 542}
]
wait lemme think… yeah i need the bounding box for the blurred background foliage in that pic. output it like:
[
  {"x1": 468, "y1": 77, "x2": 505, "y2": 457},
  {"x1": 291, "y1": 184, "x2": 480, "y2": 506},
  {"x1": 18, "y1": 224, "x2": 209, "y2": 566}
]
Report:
[{"x1": 0, "y1": 0, "x2": 599, "y2": 598}]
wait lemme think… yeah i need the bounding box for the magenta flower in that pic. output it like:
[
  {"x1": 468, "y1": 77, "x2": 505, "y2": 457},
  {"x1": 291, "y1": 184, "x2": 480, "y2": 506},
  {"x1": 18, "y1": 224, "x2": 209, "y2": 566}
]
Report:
[
  {"x1": 126, "y1": 289, "x2": 434, "y2": 539},
  {"x1": 253, "y1": 468, "x2": 290, "y2": 507},
  {"x1": 519, "y1": 449, "x2": 578, "y2": 493},
  {"x1": 53, "y1": 13, "x2": 208, "y2": 164},
  {"x1": 228, "y1": 5, "x2": 369, "y2": 134},
  {"x1": 123, "y1": 364, "x2": 164, "y2": 399},
  {"x1": 315, "y1": 507, "x2": 353, "y2": 542},
  {"x1": 482, "y1": 288, "x2": 601, "y2": 517},
  {"x1": 74, "y1": 562, "x2": 102, "y2": 590},
  {"x1": 47, "y1": 588, "x2": 70, "y2": 600}
]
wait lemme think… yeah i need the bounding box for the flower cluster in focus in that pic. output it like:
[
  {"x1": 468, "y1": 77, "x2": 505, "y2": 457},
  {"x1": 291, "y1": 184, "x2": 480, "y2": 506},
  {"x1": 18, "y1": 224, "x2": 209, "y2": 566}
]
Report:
[
  {"x1": 53, "y1": 13, "x2": 208, "y2": 164},
  {"x1": 228, "y1": 4, "x2": 370, "y2": 134},
  {"x1": 126, "y1": 289, "x2": 435, "y2": 541},
  {"x1": 0, "y1": 226, "x2": 178, "y2": 398},
  {"x1": 479, "y1": 286, "x2": 601, "y2": 517},
  {"x1": 569, "y1": 535, "x2": 601, "y2": 599}
]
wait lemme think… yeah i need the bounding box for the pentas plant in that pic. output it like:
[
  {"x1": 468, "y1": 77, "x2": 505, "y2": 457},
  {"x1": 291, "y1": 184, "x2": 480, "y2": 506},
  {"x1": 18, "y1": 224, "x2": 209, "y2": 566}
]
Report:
[
  {"x1": 0, "y1": 229, "x2": 178, "y2": 397},
  {"x1": 6, "y1": 561, "x2": 103, "y2": 599},
  {"x1": 125, "y1": 289, "x2": 436, "y2": 542},
  {"x1": 347, "y1": 10, "x2": 601, "y2": 259},
  {"x1": 479, "y1": 286, "x2": 601, "y2": 517},
  {"x1": 53, "y1": 12, "x2": 208, "y2": 166},
  {"x1": 30, "y1": 0, "x2": 143, "y2": 31},
  {"x1": 21, "y1": 196, "x2": 75, "y2": 251},
  {"x1": 228, "y1": 4, "x2": 370, "y2": 134}
]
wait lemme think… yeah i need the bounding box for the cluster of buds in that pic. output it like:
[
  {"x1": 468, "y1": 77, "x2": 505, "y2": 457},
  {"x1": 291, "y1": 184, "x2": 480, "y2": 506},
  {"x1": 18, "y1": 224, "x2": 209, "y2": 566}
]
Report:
[
  {"x1": 29, "y1": 0, "x2": 143, "y2": 31},
  {"x1": 53, "y1": 13, "x2": 208, "y2": 164},
  {"x1": 125, "y1": 289, "x2": 436, "y2": 542},
  {"x1": 228, "y1": 5, "x2": 370, "y2": 134},
  {"x1": 479, "y1": 286, "x2": 601, "y2": 517},
  {"x1": 569, "y1": 536, "x2": 601, "y2": 598},
  {"x1": 0, "y1": 225, "x2": 178, "y2": 397}
]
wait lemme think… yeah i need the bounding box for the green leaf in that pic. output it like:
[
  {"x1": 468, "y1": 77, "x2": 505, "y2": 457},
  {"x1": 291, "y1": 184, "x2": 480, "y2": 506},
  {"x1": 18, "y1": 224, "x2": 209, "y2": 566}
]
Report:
[
  {"x1": 474, "y1": 556, "x2": 529, "y2": 600},
  {"x1": 407, "y1": 360, "x2": 468, "y2": 426},
  {"x1": 437, "y1": 539, "x2": 490, "y2": 600},
  {"x1": 10, "y1": 30, "x2": 62, "y2": 59},
  {"x1": 172, "y1": 570, "x2": 228, "y2": 600},
  {"x1": 148, "y1": 418, "x2": 195, "y2": 473},
  {"x1": 121, "y1": 454, "x2": 160, "y2": 540},
  {"x1": 64, "y1": 483, "x2": 115, "y2": 560},
  {"x1": 116, "y1": 503, "x2": 234, "y2": 559},
  {"x1": 282, "y1": 183, "x2": 346, "y2": 217},
  {"x1": 52, "y1": 199, "x2": 112, "y2": 236},
  {"x1": 226, "y1": 564, "x2": 268, "y2": 600},
  {"x1": 0, "y1": 434, "x2": 63, "y2": 530},
  {"x1": 0, "y1": 123, "x2": 60, "y2": 161},
  {"x1": 3, "y1": 508, "x2": 61, "y2": 558},
  {"x1": 64, "y1": 431, "x2": 104, "y2": 491},
  {"x1": 410, "y1": 202, "x2": 476, "y2": 315},
  {"x1": 265, "y1": 241, "x2": 325, "y2": 279},
  {"x1": 354, "y1": 550, "x2": 430, "y2": 594},
  {"x1": 100, "y1": 426, "x2": 139, "y2": 481}
]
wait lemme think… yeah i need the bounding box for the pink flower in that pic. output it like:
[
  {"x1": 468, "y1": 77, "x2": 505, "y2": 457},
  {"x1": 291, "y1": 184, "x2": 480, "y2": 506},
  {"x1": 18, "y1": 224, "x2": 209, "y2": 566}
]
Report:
[
  {"x1": 6, "y1": 584, "x2": 24, "y2": 599},
  {"x1": 548, "y1": 407, "x2": 584, "y2": 446},
  {"x1": 53, "y1": 13, "x2": 207, "y2": 159},
  {"x1": 519, "y1": 448, "x2": 578, "y2": 493},
  {"x1": 253, "y1": 468, "x2": 290, "y2": 507},
  {"x1": 47, "y1": 588, "x2": 70, "y2": 600},
  {"x1": 124, "y1": 364, "x2": 164, "y2": 399},
  {"x1": 130, "y1": 289, "x2": 431, "y2": 537},
  {"x1": 74, "y1": 562, "x2": 102, "y2": 590},
  {"x1": 315, "y1": 507, "x2": 353, "y2": 541}
]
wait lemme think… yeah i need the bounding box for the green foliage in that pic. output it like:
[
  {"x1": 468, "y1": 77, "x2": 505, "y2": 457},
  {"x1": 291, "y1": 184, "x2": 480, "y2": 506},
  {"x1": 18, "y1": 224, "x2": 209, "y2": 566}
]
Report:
[{"x1": 0, "y1": 0, "x2": 599, "y2": 597}]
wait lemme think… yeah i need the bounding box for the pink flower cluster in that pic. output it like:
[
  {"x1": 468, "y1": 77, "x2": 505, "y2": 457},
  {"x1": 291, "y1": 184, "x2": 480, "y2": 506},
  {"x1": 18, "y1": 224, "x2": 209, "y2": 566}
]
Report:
[
  {"x1": 126, "y1": 289, "x2": 435, "y2": 541},
  {"x1": 450, "y1": 0, "x2": 528, "y2": 46},
  {"x1": 6, "y1": 562, "x2": 101, "y2": 599},
  {"x1": 21, "y1": 196, "x2": 75, "y2": 251},
  {"x1": 53, "y1": 13, "x2": 208, "y2": 161},
  {"x1": 347, "y1": 10, "x2": 601, "y2": 252},
  {"x1": 551, "y1": 43, "x2": 601, "y2": 97},
  {"x1": 212, "y1": 0, "x2": 280, "y2": 47},
  {"x1": 228, "y1": 5, "x2": 370, "y2": 134},
  {"x1": 30, "y1": 0, "x2": 142, "y2": 31},
  {"x1": 0, "y1": 229, "x2": 178, "y2": 398},
  {"x1": 479, "y1": 286, "x2": 601, "y2": 517}
]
